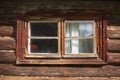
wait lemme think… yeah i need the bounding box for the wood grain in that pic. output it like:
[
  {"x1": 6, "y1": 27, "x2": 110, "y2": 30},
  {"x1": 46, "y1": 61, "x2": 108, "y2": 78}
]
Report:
[
  {"x1": 107, "y1": 53, "x2": 120, "y2": 63},
  {"x1": 107, "y1": 26, "x2": 120, "y2": 39},
  {"x1": 0, "y1": 51, "x2": 119, "y2": 64},
  {"x1": 0, "y1": 37, "x2": 15, "y2": 50},
  {"x1": 0, "y1": 26, "x2": 13, "y2": 37},
  {"x1": 107, "y1": 40, "x2": 120, "y2": 52},
  {"x1": 0, "y1": 51, "x2": 15, "y2": 63},
  {"x1": 0, "y1": 76, "x2": 120, "y2": 80},
  {"x1": 0, "y1": 64, "x2": 120, "y2": 77}
]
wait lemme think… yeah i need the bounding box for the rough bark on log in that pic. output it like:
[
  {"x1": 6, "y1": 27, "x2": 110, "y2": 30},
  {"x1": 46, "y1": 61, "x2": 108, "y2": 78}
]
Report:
[
  {"x1": 0, "y1": 64, "x2": 120, "y2": 77},
  {"x1": 0, "y1": 26, "x2": 13, "y2": 37},
  {"x1": 0, "y1": 37, "x2": 15, "y2": 50}
]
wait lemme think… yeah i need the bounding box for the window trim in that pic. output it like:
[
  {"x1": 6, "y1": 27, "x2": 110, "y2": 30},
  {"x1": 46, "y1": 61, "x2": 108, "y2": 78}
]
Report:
[{"x1": 16, "y1": 15, "x2": 107, "y2": 65}]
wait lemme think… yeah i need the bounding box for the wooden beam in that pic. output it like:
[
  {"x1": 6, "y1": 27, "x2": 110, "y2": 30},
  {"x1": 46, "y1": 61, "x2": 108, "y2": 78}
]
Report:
[
  {"x1": 0, "y1": 26, "x2": 13, "y2": 37},
  {"x1": 0, "y1": 37, "x2": 15, "y2": 50},
  {"x1": 0, "y1": 64, "x2": 120, "y2": 77},
  {"x1": 107, "y1": 40, "x2": 120, "y2": 52},
  {"x1": 0, "y1": 0, "x2": 120, "y2": 15},
  {"x1": 107, "y1": 53, "x2": 120, "y2": 63},
  {"x1": 0, "y1": 51, "x2": 15, "y2": 63},
  {"x1": 0, "y1": 76, "x2": 120, "y2": 80},
  {"x1": 107, "y1": 26, "x2": 120, "y2": 39}
]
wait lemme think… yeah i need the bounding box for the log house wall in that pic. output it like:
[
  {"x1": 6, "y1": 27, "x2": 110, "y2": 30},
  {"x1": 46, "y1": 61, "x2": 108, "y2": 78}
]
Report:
[{"x1": 0, "y1": 0, "x2": 120, "y2": 79}]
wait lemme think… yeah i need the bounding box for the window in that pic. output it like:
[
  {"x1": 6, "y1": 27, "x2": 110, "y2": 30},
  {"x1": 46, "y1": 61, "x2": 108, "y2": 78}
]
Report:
[
  {"x1": 16, "y1": 15, "x2": 107, "y2": 65},
  {"x1": 27, "y1": 20, "x2": 61, "y2": 58},
  {"x1": 63, "y1": 21, "x2": 96, "y2": 56}
]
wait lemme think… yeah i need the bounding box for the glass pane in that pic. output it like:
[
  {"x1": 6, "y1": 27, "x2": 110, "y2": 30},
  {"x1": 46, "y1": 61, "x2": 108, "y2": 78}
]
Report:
[
  {"x1": 65, "y1": 39, "x2": 94, "y2": 54},
  {"x1": 66, "y1": 23, "x2": 79, "y2": 37},
  {"x1": 30, "y1": 39, "x2": 58, "y2": 53},
  {"x1": 65, "y1": 39, "x2": 71, "y2": 53},
  {"x1": 65, "y1": 21, "x2": 94, "y2": 37},
  {"x1": 30, "y1": 22, "x2": 58, "y2": 37},
  {"x1": 79, "y1": 22, "x2": 94, "y2": 36}
]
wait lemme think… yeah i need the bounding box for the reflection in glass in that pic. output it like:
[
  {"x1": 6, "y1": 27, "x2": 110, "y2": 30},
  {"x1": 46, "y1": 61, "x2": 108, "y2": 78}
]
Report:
[
  {"x1": 30, "y1": 39, "x2": 58, "y2": 53},
  {"x1": 66, "y1": 21, "x2": 94, "y2": 37},
  {"x1": 30, "y1": 22, "x2": 58, "y2": 37},
  {"x1": 66, "y1": 39, "x2": 94, "y2": 54},
  {"x1": 79, "y1": 23, "x2": 94, "y2": 36}
]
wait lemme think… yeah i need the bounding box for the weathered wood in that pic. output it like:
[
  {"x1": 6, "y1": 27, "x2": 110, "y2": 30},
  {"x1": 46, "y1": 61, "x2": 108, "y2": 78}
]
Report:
[
  {"x1": 0, "y1": 1, "x2": 120, "y2": 25},
  {"x1": 0, "y1": 26, "x2": 13, "y2": 37},
  {"x1": 107, "y1": 53, "x2": 120, "y2": 63},
  {"x1": 0, "y1": 51, "x2": 15, "y2": 63},
  {"x1": 107, "y1": 26, "x2": 120, "y2": 39},
  {"x1": 16, "y1": 59, "x2": 106, "y2": 65},
  {"x1": 0, "y1": 37, "x2": 15, "y2": 50},
  {"x1": 0, "y1": 76, "x2": 120, "y2": 80},
  {"x1": 16, "y1": 16, "x2": 107, "y2": 65},
  {"x1": 107, "y1": 15, "x2": 120, "y2": 26},
  {"x1": 0, "y1": 1, "x2": 120, "y2": 15},
  {"x1": 0, "y1": 51, "x2": 119, "y2": 64},
  {"x1": 0, "y1": 64, "x2": 120, "y2": 77},
  {"x1": 107, "y1": 40, "x2": 120, "y2": 52}
]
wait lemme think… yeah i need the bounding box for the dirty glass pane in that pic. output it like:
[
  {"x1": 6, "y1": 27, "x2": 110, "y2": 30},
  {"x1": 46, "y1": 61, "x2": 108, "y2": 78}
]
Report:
[
  {"x1": 30, "y1": 22, "x2": 58, "y2": 37},
  {"x1": 65, "y1": 21, "x2": 94, "y2": 37},
  {"x1": 65, "y1": 39, "x2": 94, "y2": 54},
  {"x1": 30, "y1": 39, "x2": 58, "y2": 53}
]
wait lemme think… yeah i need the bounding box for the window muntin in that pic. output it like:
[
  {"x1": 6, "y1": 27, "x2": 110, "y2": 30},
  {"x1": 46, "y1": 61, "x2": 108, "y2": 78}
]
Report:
[
  {"x1": 64, "y1": 21, "x2": 96, "y2": 54},
  {"x1": 28, "y1": 21, "x2": 59, "y2": 54}
]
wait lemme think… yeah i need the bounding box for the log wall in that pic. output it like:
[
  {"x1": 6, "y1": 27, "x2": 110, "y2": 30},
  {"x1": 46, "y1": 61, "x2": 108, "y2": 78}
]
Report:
[
  {"x1": 0, "y1": 76, "x2": 120, "y2": 80},
  {"x1": 0, "y1": 0, "x2": 120, "y2": 79}
]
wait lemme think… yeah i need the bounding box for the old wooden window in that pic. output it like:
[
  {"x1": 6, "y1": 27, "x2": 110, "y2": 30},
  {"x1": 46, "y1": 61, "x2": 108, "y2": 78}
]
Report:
[
  {"x1": 62, "y1": 20, "x2": 97, "y2": 57},
  {"x1": 26, "y1": 19, "x2": 61, "y2": 58},
  {"x1": 16, "y1": 15, "x2": 107, "y2": 65}
]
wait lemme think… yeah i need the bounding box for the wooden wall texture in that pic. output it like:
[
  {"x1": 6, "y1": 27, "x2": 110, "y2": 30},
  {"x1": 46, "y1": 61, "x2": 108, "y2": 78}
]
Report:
[{"x1": 0, "y1": 0, "x2": 120, "y2": 80}]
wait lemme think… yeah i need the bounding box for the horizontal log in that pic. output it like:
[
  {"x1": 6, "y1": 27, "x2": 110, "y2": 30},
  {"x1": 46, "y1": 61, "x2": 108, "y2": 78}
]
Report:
[
  {"x1": 0, "y1": 51, "x2": 15, "y2": 63},
  {"x1": 0, "y1": 26, "x2": 13, "y2": 37},
  {"x1": 0, "y1": 13, "x2": 16, "y2": 20},
  {"x1": 0, "y1": 64, "x2": 120, "y2": 77},
  {"x1": 0, "y1": 51, "x2": 119, "y2": 64},
  {"x1": 0, "y1": 1, "x2": 120, "y2": 15},
  {"x1": 107, "y1": 15, "x2": 120, "y2": 26},
  {"x1": 0, "y1": 20, "x2": 16, "y2": 25},
  {"x1": 0, "y1": 76, "x2": 120, "y2": 80},
  {"x1": 107, "y1": 40, "x2": 120, "y2": 52},
  {"x1": 107, "y1": 53, "x2": 120, "y2": 63},
  {"x1": 0, "y1": 37, "x2": 15, "y2": 50},
  {"x1": 107, "y1": 26, "x2": 120, "y2": 39}
]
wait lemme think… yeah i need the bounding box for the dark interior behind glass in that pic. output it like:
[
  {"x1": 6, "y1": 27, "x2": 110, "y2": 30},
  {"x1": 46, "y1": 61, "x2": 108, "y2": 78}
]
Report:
[
  {"x1": 30, "y1": 22, "x2": 58, "y2": 37},
  {"x1": 30, "y1": 22, "x2": 58, "y2": 53}
]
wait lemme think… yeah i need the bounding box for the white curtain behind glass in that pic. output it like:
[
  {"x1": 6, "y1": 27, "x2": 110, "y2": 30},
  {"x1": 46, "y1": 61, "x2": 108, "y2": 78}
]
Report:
[{"x1": 65, "y1": 21, "x2": 94, "y2": 54}]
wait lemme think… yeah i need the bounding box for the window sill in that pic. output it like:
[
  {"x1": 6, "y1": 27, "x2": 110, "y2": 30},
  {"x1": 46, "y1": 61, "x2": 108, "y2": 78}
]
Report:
[
  {"x1": 25, "y1": 54, "x2": 61, "y2": 58},
  {"x1": 62, "y1": 54, "x2": 98, "y2": 58},
  {"x1": 16, "y1": 58, "x2": 107, "y2": 65}
]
